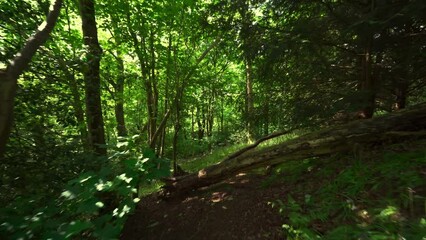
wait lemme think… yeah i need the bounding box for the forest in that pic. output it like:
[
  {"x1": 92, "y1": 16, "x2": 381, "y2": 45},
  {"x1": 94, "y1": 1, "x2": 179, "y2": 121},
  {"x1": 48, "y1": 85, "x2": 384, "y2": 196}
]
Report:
[{"x1": 1, "y1": 0, "x2": 426, "y2": 239}]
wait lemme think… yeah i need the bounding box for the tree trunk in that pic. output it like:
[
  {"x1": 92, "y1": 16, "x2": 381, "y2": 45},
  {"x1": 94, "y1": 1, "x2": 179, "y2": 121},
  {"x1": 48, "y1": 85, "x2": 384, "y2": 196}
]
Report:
[
  {"x1": 115, "y1": 103, "x2": 127, "y2": 137},
  {"x1": 79, "y1": 0, "x2": 106, "y2": 155},
  {"x1": 220, "y1": 97, "x2": 224, "y2": 133},
  {"x1": 163, "y1": 103, "x2": 426, "y2": 195},
  {"x1": 239, "y1": 1, "x2": 255, "y2": 143},
  {"x1": 359, "y1": 39, "x2": 375, "y2": 119},
  {"x1": 263, "y1": 90, "x2": 270, "y2": 135},
  {"x1": 157, "y1": 33, "x2": 173, "y2": 156},
  {"x1": 207, "y1": 93, "x2": 214, "y2": 137},
  {"x1": 196, "y1": 105, "x2": 204, "y2": 139},
  {"x1": 245, "y1": 58, "x2": 255, "y2": 142},
  {"x1": 0, "y1": 71, "x2": 17, "y2": 159},
  {"x1": 0, "y1": 0, "x2": 63, "y2": 158},
  {"x1": 114, "y1": 55, "x2": 127, "y2": 137},
  {"x1": 172, "y1": 119, "x2": 181, "y2": 176},
  {"x1": 191, "y1": 107, "x2": 195, "y2": 138},
  {"x1": 172, "y1": 81, "x2": 185, "y2": 176},
  {"x1": 393, "y1": 79, "x2": 409, "y2": 111}
]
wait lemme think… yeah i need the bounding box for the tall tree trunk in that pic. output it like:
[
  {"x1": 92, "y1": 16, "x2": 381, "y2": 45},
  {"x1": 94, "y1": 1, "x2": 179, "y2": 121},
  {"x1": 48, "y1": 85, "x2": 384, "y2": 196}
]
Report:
[
  {"x1": 191, "y1": 107, "x2": 195, "y2": 138},
  {"x1": 239, "y1": 0, "x2": 255, "y2": 143},
  {"x1": 172, "y1": 117, "x2": 181, "y2": 175},
  {"x1": 79, "y1": 0, "x2": 106, "y2": 155},
  {"x1": 148, "y1": 30, "x2": 159, "y2": 147},
  {"x1": 196, "y1": 105, "x2": 204, "y2": 139},
  {"x1": 172, "y1": 77, "x2": 185, "y2": 176},
  {"x1": 392, "y1": 20, "x2": 413, "y2": 111},
  {"x1": 114, "y1": 55, "x2": 127, "y2": 137},
  {"x1": 207, "y1": 90, "x2": 214, "y2": 137},
  {"x1": 245, "y1": 58, "x2": 255, "y2": 142},
  {"x1": 157, "y1": 32, "x2": 173, "y2": 156},
  {"x1": 115, "y1": 103, "x2": 127, "y2": 137},
  {"x1": 0, "y1": 0, "x2": 63, "y2": 158},
  {"x1": 263, "y1": 93, "x2": 269, "y2": 135},
  {"x1": 220, "y1": 97, "x2": 224, "y2": 133},
  {"x1": 359, "y1": 38, "x2": 375, "y2": 119}
]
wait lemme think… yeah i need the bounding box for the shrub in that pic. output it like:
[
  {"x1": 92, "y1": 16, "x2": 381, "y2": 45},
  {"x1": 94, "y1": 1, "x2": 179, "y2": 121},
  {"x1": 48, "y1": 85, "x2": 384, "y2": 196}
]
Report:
[{"x1": 0, "y1": 135, "x2": 170, "y2": 239}]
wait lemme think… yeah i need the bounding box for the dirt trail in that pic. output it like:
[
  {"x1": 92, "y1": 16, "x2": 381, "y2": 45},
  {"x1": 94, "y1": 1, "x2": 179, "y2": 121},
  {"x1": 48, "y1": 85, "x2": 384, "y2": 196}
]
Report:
[{"x1": 121, "y1": 173, "x2": 287, "y2": 240}]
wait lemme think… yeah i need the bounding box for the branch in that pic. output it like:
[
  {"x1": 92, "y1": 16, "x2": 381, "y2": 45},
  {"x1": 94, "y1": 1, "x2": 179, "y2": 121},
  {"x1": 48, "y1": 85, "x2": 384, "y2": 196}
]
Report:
[
  {"x1": 6, "y1": 0, "x2": 63, "y2": 79},
  {"x1": 0, "y1": 0, "x2": 63, "y2": 158},
  {"x1": 223, "y1": 129, "x2": 297, "y2": 162},
  {"x1": 182, "y1": 35, "x2": 223, "y2": 82}
]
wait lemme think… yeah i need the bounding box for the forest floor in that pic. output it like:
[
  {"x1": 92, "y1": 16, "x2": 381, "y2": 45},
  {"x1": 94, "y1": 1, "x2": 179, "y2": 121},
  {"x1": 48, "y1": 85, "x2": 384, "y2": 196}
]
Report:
[{"x1": 121, "y1": 139, "x2": 426, "y2": 240}]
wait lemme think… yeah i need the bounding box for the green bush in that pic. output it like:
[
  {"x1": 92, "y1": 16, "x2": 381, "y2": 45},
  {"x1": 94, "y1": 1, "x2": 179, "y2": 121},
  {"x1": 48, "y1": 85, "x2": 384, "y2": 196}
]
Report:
[{"x1": 0, "y1": 135, "x2": 170, "y2": 239}]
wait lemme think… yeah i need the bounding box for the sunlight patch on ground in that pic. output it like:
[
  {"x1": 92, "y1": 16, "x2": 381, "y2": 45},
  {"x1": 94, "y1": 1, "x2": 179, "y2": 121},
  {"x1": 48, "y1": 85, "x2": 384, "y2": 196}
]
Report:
[{"x1": 210, "y1": 192, "x2": 233, "y2": 203}]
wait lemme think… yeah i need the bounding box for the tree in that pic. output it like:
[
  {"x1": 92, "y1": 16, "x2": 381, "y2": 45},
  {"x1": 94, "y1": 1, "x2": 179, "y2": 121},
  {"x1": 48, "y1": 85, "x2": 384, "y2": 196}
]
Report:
[
  {"x1": 0, "y1": 0, "x2": 63, "y2": 158},
  {"x1": 79, "y1": 0, "x2": 106, "y2": 155},
  {"x1": 239, "y1": 0, "x2": 257, "y2": 142}
]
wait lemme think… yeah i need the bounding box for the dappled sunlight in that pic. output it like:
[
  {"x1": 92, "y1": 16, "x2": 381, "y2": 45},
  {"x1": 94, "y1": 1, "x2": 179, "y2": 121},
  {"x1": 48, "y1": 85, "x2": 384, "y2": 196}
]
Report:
[
  {"x1": 113, "y1": 204, "x2": 132, "y2": 218},
  {"x1": 182, "y1": 196, "x2": 202, "y2": 203},
  {"x1": 198, "y1": 169, "x2": 207, "y2": 178},
  {"x1": 228, "y1": 173, "x2": 250, "y2": 184},
  {"x1": 61, "y1": 190, "x2": 76, "y2": 200},
  {"x1": 356, "y1": 209, "x2": 371, "y2": 225},
  {"x1": 210, "y1": 191, "x2": 233, "y2": 203}
]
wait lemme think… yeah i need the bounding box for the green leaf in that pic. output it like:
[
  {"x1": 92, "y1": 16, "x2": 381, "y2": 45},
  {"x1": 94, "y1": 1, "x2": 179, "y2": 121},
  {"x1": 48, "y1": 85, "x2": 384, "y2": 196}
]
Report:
[
  {"x1": 77, "y1": 199, "x2": 102, "y2": 214},
  {"x1": 117, "y1": 141, "x2": 129, "y2": 148},
  {"x1": 94, "y1": 223, "x2": 121, "y2": 240},
  {"x1": 64, "y1": 220, "x2": 93, "y2": 238}
]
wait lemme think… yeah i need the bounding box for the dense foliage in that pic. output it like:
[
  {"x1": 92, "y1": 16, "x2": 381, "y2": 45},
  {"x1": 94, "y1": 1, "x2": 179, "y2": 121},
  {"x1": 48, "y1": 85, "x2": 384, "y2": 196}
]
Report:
[
  {"x1": 1, "y1": 137, "x2": 170, "y2": 239},
  {"x1": 0, "y1": 0, "x2": 425, "y2": 238}
]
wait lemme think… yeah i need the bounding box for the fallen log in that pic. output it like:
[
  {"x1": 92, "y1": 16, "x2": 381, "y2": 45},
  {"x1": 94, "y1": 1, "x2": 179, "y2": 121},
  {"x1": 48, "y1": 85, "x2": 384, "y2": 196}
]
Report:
[{"x1": 162, "y1": 103, "x2": 426, "y2": 196}]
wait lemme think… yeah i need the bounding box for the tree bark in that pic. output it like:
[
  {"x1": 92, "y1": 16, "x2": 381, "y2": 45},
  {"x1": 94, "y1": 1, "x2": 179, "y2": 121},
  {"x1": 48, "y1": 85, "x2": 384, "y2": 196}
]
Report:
[
  {"x1": 147, "y1": 29, "x2": 159, "y2": 147},
  {"x1": 359, "y1": 38, "x2": 375, "y2": 119},
  {"x1": 172, "y1": 112, "x2": 181, "y2": 176},
  {"x1": 115, "y1": 101, "x2": 127, "y2": 137},
  {"x1": 0, "y1": 0, "x2": 63, "y2": 158},
  {"x1": 157, "y1": 33, "x2": 173, "y2": 156},
  {"x1": 79, "y1": 0, "x2": 106, "y2": 155},
  {"x1": 114, "y1": 54, "x2": 128, "y2": 137},
  {"x1": 163, "y1": 103, "x2": 426, "y2": 195},
  {"x1": 245, "y1": 57, "x2": 255, "y2": 142}
]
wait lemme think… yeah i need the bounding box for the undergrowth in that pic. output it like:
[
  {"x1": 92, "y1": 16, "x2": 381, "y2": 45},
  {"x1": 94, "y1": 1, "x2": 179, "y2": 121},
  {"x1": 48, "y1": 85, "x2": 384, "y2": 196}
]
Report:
[
  {"x1": 268, "y1": 147, "x2": 426, "y2": 239},
  {"x1": 0, "y1": 136, "x2": 170, "y2": 239},
  {"x1": 181, "y1": 143, "x2": 246, "y2": 172}
]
